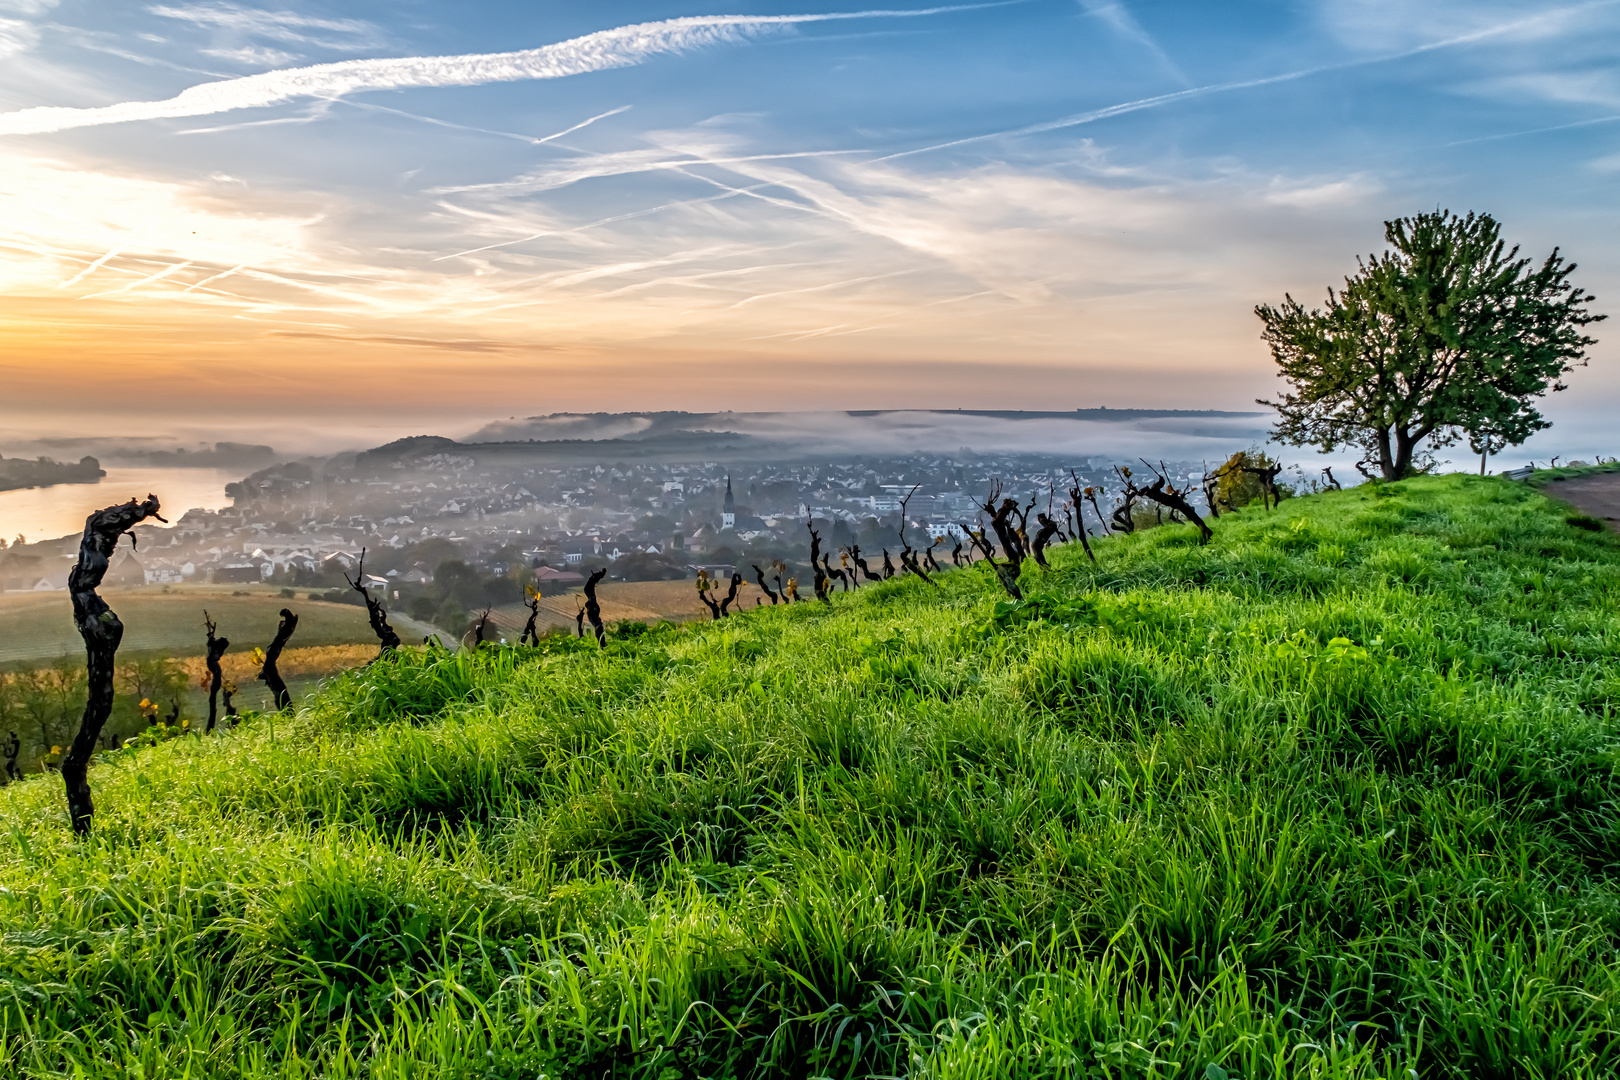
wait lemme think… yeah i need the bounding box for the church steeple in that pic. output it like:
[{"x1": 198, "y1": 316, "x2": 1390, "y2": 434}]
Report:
[{"x1": 722, "y1": 475, "x2": 735, "y2": 529}]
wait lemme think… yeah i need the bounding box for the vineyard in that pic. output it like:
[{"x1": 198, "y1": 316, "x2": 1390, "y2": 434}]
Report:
[{"x1": 0, "y1": 473, "x2": 1616, "y2": 1077}]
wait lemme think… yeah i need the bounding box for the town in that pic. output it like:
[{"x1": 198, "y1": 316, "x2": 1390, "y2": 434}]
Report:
[{"x1": 0, "y1": 439, "x2": 1221, "y2": 630}]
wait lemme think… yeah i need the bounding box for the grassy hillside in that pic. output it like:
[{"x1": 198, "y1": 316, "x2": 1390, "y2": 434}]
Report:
[{"x1": 0, "y1": 475, "x2": 1617, "y2": 1078}]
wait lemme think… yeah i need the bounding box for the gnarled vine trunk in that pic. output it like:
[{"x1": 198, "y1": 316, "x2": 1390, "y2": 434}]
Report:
[
  {"x1": 64, "y1": 495, "x2": 165, "y2": 834},
  {"x1": 344, "y1": 548, "x2": 402, "y2": 654},
  {"x1": 203, "y1": 611, "x2": 229, "y2": 734},
  {"x1": 583, "y1": 568, "x2": 607, "y2": 644},
  {"x1": 257, "y1": 608, "x2": 298, "y2": 711}
]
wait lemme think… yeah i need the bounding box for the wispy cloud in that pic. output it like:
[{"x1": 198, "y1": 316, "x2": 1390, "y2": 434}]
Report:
[
  {"x1": 1076, "y1": 0, "x2": 1186, "y2": 83},
  {"x1": 0, "y1": 6, "x2": 1000, "y2": 136},
  {"x1": 0, "y1": 15, "x2": 39, "y2": 57},
  {"x1": 147, "y1": 2, "x2": 375, "y2": 44},
  {"x1": 1320, "y1": 0, "x2": 1609, "y2": 52},
  {"x1": 202, "y1": 43, "x2": 296, "y2": 65},
  {"x1": 880, "y1": 3, "x2": 1610, "y2": 161},
  {"x1": 270, "y1": 329, "x2": 523, "y2": 352}
]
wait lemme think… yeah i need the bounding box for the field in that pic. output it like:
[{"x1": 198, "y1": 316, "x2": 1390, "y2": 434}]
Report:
[
  {"x1": 0, "y1": 585, "x2": 441, "y2": 669},
  {"x1": 0, "y1": 475, "x2": 1617, "y2": 1077},
  {"x1": 477, "y1": 579, "x2": 751, "y2": 644}
]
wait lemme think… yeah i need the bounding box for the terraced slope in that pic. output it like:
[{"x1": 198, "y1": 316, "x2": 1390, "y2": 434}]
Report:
[{"x1": 0, "y1": 474, "x2": 1616, "y2": 1078}]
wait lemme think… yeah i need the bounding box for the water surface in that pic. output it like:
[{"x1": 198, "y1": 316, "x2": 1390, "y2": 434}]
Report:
[{"x1": 0, "y1": 467, "x2": 240, "y2": 545}]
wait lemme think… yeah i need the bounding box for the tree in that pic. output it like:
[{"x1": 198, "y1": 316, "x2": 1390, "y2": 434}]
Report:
[{"x1": 1258, "y1": 210, "x2": 1602, "y2": 480}]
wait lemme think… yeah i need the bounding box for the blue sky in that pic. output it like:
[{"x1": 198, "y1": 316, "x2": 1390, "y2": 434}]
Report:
[{"x1": 0, "y1": 0, "x2": 1615, "y2": 456}]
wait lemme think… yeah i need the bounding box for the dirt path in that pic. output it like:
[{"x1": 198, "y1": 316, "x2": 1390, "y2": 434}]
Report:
[{"x1": 1539, "y1": 470, "x2": 1620, "y2": 530}]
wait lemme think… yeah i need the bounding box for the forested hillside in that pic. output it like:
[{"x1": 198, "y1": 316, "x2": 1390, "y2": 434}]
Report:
[{"x1": 1, "y1": 474, "x2": 1617, "y2": 1078}]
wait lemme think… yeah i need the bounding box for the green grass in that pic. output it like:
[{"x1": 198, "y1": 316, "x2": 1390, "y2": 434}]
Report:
[
  {"x1": 1524, "y1": 460, "x2": 1620, "y2": 483},
  {"x1": 1, "y1": 474, "x2": 1617, "y2": 1078}
]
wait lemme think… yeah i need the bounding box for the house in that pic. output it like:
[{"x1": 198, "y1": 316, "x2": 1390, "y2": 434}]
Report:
[
  {"x1": 322, "y1": 550, "x2": 360, "y2": 571},
  {"x1": 214, "y1": 564, "x2": 260, "y2": 584},
  {"x1": 106, "y1": 549, "x2": 145, "y2": 587},
  {"x1": 535, "y1": 566, "x2": 584, "y2": 587}
]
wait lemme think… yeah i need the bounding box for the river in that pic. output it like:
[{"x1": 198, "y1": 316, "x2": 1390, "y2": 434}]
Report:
[{"x1": 0, "y1": 467, "x2": 242, "y2": 545}]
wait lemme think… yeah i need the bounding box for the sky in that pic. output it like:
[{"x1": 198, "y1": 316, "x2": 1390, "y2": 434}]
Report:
[{"x1": 0, "y1": 0, "x2": 1616, "y2": 457}]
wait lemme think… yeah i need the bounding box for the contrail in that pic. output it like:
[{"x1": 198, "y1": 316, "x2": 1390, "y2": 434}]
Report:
[
  {"x1": 0, "y1": 5, "x2": 1012, "y2": 137},
  {"x1": 878, "y1": 0, "x2": 1620, "y2": 160},
  {"x1": 59, "y1": 248, "x2": 122, "y2": 288}
]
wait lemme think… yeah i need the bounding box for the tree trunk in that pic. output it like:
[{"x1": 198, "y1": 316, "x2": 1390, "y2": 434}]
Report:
[
  {"x1": 1135, "y1": 476, "x2": 1214, "y2": 543},
  {"x1": 64, "y1": 495, "x2": 165, "y2": 834},
  {"x1": 719, "y1": 572, "x2": 743, "y2": 614},
  {"x1": 345, "y1": 549, "x2": 401, "y2": 654},
  {"x1": 1031, "y1": 514, "x2": 1059, "y2": 567},
  {"x1": 752, "y1": 564, "x2": 779, "y2": 604},
  {"x1": 583, "y1": 568, "x2": 607, "y2": 644},
  {"x1": 520, "y1": 597, "x2": 541, "y2": 645},
  {"x1": 807, "y1": 518, "x2": 831, "y2": 603},
  {"x1": 204, "y1": 611, "x2": 229, "y2": 734},
  {"x1": 1376, "y1": 428, "x2": 1398, "y2": 480},
  {"x1": 257, "y1": 608, "x2": 298, "y2": 711}
]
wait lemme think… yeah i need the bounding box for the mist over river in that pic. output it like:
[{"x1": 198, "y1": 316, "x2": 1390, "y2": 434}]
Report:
[{"x1": 0, "y1": 468, "x2": 241, "y2": 546}]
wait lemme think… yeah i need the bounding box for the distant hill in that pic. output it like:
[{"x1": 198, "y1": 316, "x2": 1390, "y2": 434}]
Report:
[
  {"x1": 0, "y1": 453, "x2": 103, "y2": 494},
  {"x1": 449, "y1": 407, "x2": 1271, "y2": 462}
]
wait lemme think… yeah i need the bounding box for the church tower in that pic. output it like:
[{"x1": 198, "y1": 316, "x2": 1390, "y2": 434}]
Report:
[{"x1": 722, "y1": 475, "x2": 736, "y2": 530}]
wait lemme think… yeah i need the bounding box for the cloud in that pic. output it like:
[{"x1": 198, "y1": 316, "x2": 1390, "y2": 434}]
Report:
[
  {"x1": 0, "y1": 6, "x2": 997, "y2": 137},
  {"x1": 1320, "y1": 0, "x2": 1604, "y2": 52},
  {"x1": 0, "y1": 0, "x2": 57, "y2": 14},
  {"x1": 269, "y1": 330, "x2": 525, "y2": 352},
  {"x1": 1076, "y1": 0, "x2": 1186, "y2": 83},
  {"x1": 1475, "y1": 70, "x2": 1620, "y2": 109},
  {"x1": 147, "y1": 2, "x2": 375, "y2": 44},
  {"x1": 202, "y1": 44, "x2": 297, "y2": 65},
  {"x1": 1262, "y1": 175, "x2": 1379, "y2": 208},
  {"x1": 0, "y1": 16, "x2": 39, "y2": 57},
  {"x1": 879, "y1": 5, "x2": 1604, "y2": 163}
]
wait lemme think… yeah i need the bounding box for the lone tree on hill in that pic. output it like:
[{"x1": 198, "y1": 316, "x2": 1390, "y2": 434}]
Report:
[
  {"x1": 1258, "y1": 209, "x2": 1602, "y2": 480},
  {"x1": 63, "y1": 495, "x2": 165, "y2": 833}
]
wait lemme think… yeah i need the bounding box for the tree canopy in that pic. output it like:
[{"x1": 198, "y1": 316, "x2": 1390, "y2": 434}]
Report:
[{"x1": 1257, "y1": 210, "x2": 1602, "y2": 480}]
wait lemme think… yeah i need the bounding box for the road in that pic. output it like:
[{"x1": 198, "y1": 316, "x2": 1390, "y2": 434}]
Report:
[{"x1": 1540, "y1": 470, "x2": 1620, "y2": 530}]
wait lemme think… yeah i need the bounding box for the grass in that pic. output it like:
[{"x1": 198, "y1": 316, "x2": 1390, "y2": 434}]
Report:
[
  {"x1": 0, "y1": 474, "x2": 1617, "y2": 1078},
  {"x1": 1524, "y1": 460, "x2": 1620, "y2": 483}
]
